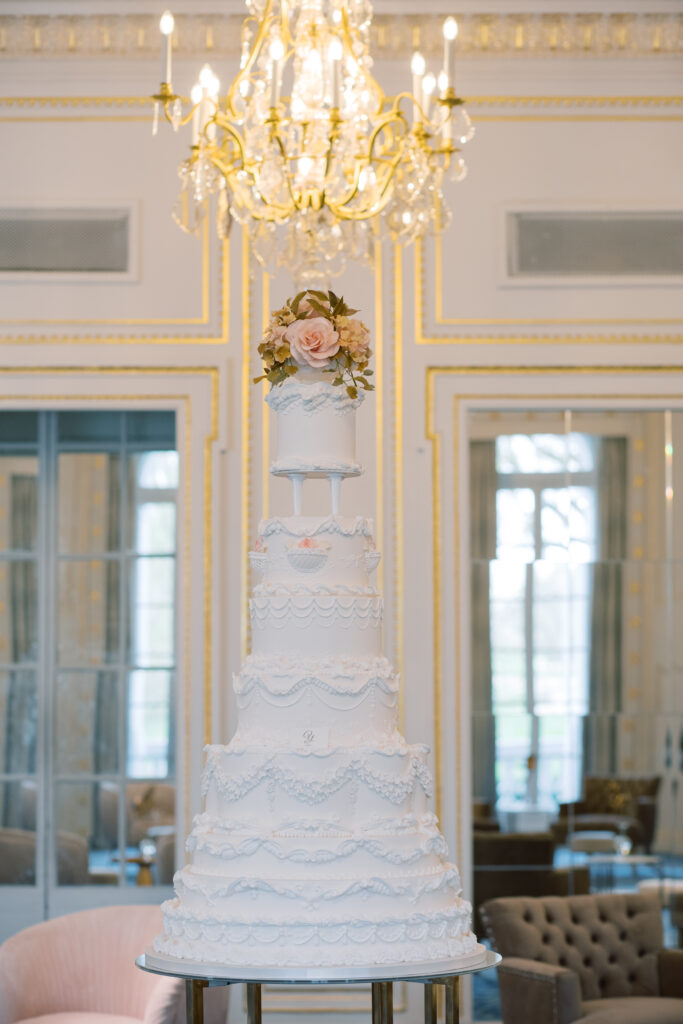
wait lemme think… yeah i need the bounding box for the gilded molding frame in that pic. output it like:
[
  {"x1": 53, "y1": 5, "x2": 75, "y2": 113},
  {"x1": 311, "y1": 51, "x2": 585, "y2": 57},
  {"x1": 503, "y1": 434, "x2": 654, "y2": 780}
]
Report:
[
  {"x1": 416, "y1": 96, "x2": 683, "y2": 346},
  {"x1": 426, "y1": 365, "x2": 683, "y2": 869},
  {"x1": 0, "y1": 365, "x2": 219, "y2": 837},
  {"x1": 0, "y1": 97, "x2": 229, "y2": 344}
]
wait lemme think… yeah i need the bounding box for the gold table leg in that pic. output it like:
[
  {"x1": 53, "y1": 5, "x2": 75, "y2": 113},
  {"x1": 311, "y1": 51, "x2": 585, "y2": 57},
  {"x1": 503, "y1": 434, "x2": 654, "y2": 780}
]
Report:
[
  {"x1": 371, "y1": 982, "x2": 382, "y2": 1024},
  {"x1": 246, "y1": 982, "x2": 262, "y2": 1024},
  {"x1": 444, "y1": 977, "x2": 460, "y2": 1024},
  {"x1": 185, "y1": 980, "x2": 206, "y2": 1024},
  {"x1": 424, "y1": 982, "x2": 438, "y2": 1024},
  {"x1": 380, "y1": 981, "x2": 393, "y2": 1024}
]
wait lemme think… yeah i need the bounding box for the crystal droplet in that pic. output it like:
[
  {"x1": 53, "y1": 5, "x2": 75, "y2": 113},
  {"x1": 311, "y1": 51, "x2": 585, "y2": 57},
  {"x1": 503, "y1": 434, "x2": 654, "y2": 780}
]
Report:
[
  {"x1": 152, "y1": 101, "x2": 160, "y2": 137},
  {"x1": 452, "y1": 106, "x2": 475, "y2": 145},
  {"x1": 171, "y1": 98, "x2": 183, "y2": 132}
]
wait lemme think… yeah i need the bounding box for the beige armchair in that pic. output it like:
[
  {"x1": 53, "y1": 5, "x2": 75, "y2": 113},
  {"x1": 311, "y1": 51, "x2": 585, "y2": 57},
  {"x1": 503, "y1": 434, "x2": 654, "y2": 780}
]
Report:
[{"x1": 482, "y1": 892, "x2": 683, "y2": 1024}]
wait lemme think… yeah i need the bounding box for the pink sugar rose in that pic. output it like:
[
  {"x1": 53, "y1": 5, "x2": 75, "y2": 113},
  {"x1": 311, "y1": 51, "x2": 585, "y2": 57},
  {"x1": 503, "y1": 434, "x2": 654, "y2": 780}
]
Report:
[{"x1": 286, "y1": 316, "x2": 340, "y2": 368}]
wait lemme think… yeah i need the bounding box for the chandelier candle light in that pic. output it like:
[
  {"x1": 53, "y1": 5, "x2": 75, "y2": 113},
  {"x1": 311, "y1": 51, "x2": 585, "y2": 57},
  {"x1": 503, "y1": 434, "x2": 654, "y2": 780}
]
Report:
[{"x1": 153, "y1": 3, "x2": 475, "y2": 279}]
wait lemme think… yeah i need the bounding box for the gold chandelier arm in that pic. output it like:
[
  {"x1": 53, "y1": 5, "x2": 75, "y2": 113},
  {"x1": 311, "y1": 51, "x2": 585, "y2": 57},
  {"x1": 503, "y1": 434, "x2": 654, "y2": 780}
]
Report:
[
  {"x1": 209, "y1": 121, "x2": 249, "y2": 167},
  {"x1": 155, "y1": 94, "x2": 199, "y2": 131}
]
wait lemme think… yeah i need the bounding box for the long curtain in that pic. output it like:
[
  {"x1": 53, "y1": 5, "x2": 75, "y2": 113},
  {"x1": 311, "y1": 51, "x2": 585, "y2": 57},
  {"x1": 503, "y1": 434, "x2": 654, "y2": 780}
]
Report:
[
  {"x1": 584, "y1": 437, "x2": 627, "y2": 776},
  {"x1": 470, "y1": 441, "x2": 498, "y2": 806}
]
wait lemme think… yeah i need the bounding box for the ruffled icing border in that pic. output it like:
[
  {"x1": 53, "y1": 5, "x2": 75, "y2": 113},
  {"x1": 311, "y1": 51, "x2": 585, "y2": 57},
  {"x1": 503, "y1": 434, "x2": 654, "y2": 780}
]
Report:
[
  {"x1": 175, "y1": 864, "x2": 461, "y2": 906},
  {"x1": 266, "y1": 379, "x2": 364, "y2": 415}
]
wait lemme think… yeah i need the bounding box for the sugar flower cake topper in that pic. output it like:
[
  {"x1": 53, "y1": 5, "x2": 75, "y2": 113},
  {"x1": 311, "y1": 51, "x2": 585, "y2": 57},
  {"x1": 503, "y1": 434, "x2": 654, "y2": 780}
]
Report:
[{"x1": 255, "y1": 289, "x2": 374, "y2": 399}]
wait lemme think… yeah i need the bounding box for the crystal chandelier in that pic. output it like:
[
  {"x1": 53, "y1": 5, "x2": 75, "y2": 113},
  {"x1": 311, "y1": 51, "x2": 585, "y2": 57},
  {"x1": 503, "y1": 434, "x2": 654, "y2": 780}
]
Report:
[{"x1": 153, "y1": 1, "x2": 475, "y2": 279}]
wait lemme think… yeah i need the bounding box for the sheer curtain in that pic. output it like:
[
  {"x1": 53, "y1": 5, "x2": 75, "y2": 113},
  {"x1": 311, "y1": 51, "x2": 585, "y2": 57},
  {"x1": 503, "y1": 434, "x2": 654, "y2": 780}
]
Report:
[
  {"x1": 470, "y1": 441, "x2": 498, "y2": 807},
  {"x1": 584, "y1": 437, "x2": 627, "y2": 776}
]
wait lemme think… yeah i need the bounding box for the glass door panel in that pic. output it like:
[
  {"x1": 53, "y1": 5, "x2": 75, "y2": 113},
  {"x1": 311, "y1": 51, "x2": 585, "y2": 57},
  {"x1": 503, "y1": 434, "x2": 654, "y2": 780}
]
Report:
[{"x1": 0, "y1": 410, "x2": 178, "y2": 940}]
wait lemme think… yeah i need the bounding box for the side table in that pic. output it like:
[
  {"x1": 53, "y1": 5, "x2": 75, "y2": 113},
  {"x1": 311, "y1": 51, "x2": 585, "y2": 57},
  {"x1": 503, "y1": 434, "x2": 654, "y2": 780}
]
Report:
[{"x1": 136, "y1": 948, "x2": 501, "y2": 1024}]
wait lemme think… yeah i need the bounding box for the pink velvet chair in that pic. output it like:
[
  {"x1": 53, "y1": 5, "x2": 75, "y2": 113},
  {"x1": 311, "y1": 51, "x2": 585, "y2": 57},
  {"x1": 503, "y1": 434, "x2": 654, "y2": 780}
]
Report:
[{"x1": 0, "y1": 905, "x2": 225, "y2": 1024}]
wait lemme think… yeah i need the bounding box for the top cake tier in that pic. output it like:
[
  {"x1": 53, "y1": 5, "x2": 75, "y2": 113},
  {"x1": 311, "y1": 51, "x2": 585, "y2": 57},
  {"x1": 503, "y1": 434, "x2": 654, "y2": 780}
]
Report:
[{"x1": 266, "y1": 370, "x2": 364, "y2": 479}]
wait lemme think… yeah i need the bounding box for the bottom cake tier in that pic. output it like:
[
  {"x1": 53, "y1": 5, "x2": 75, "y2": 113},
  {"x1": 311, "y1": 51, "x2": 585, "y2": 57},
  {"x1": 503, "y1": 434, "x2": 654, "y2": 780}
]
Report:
[{"x1": 154, "y1": 898, "x2": 476, "y2": 968}]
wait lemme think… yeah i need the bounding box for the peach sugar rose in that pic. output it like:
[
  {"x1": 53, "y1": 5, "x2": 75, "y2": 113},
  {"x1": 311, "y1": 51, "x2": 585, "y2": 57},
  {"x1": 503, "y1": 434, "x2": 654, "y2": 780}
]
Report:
[{"x1": 285, "y1": 316, "x2": 340, "y2": 369}]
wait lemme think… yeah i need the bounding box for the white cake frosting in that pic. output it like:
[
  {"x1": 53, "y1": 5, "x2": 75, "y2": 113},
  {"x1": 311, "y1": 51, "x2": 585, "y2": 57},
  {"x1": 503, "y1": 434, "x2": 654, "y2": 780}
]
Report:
[
  {"x1": 267, "y1": 372, "x2": 362, "y2": 478},
  {"x1": 155, "y1": 356, "x2": 476, "y2": 969}
]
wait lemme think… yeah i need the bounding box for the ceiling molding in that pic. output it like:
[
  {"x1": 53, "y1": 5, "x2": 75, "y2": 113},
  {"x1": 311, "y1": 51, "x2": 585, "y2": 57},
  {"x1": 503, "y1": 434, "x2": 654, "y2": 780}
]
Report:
[{"x1": 0, "y1": 12, "x2": 681, "y2": 59}]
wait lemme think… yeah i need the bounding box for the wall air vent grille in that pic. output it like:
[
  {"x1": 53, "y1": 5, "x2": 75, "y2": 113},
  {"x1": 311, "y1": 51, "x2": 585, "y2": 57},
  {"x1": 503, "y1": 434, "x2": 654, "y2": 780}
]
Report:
[
  {"x1": 0, "y1": 208, "x2": 129, "y2": 273},
  {"x1": 508, "y1": 211, "x2": 683, "y2": 278}
]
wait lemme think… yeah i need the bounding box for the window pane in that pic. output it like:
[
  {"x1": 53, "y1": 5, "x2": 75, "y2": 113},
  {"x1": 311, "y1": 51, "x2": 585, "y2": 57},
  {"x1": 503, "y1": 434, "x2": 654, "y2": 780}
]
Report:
[
  {"x1": 129, "y1": 606, "x2": 174, "y2": 667},
  {"x1": 127, "y1": 670, "x2": 172, "y2": 778},
  {"x1": 496, "y1": 489, "x2": 535, "y2": 561},
  {"x1": 495, "y1": 713, "x2": 532, "y2": 803},
  {"x1": 54, "y1": 672, "x2": 118, "y2": 775},
  {"x1": 58, "y1": 411, "x2": 122, "y2": 444},
  {"x1": 0, "y1": 781, "x2": 36, "y2": 883},
  {"x1": 54, "y1": 781, "x2": 93, "y2": 885},
  {"x1": 0, "y1": 670, "x2": 37, "y2": 773},
  {"x1": 58, "y1": 453, "x2": 121, "y2": 554},
  {"x1": 490, "y1": 600, "x2": 525, "y2": 649},
  {"x1": 132, "y1": 503, "x2": 176, "y2": 556},
  {"x1": 534, "y1": 595, "x2": 570, "y2": 650},
  {"x1": 537, "y1": 714, "x2": 583, "y2": 805},
  {"x1": 568, "y1": 485, "x2": 597, "y2": 562},
  {"x1": 541, "y1": 488, "x2": 570, "y2": 560},
  {"x1": 568, "y1": 433, "x2": 595, "y2": 472},
  {"x1": 492, "y1": 650, "x2": 527, "y2": 709},
  {"x1": 0, "y1": 456, "x2": 38, "y2": 552},
  {"x1": 496, "y1": 434, "x2": 568, "y2": 474},
  {"x1": 126, "y1": 413, "x2": 175, "y2": 447},
  {"x1": 0, "y1": 413, "x2": 38, "y2": 444},
  {"x1": 57, "y1": 560, "x2": 120, "y2": 666},
  {"x1": 534, "y1": 560, "x2": 570, "y2": 600},
  {"x1": 132, "y1": 556, "x2": 175, "y2": 604},
  {"x1": 0, "y1": 561, "x2": 38, "y2": 663},
  {"x1": 490, "y1": 560, "x2": 527, "y2": 601},
  {"x1": 133, "y1": 451, "x2": 179, "y2": 490}
]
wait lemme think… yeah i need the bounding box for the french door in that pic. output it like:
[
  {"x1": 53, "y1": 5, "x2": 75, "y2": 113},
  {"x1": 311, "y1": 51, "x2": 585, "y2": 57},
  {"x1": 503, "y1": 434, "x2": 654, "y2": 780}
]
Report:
[{"x1": 0, "y1": 410, "x2": 178, "y2": 938}]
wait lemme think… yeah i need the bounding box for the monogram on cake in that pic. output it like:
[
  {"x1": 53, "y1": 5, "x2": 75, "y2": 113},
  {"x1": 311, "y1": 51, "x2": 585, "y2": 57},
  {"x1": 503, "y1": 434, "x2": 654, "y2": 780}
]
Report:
[{"x1": 154, "y1": 290, "x2": 478, "y2": 970}]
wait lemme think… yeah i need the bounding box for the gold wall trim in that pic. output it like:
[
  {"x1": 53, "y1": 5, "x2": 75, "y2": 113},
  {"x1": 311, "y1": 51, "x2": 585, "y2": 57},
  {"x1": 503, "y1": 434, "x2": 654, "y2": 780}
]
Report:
[
  {"x1": 0, "y1": 97, "x2": 152, "y2": 108},
  {"x1": 3, "y1": 96, "x2": 680, "y2": 112},
  {"x1": 392, "y1": 245, "x2": 405, "y2": 732},
  {"x1": 1, "y1": 13, "x2": 680, "y2": 59},
  {"x1": 414, "y1": 98, "x2": 682, "y2": 343},
  {"x1": 0, "y1": 365, "x2": 218, "y2": 839},
  {"x1": 417, "y1": 234, "x2": 683, "y2": 345},
  {"x1": 374, "y1": 241, "x2": 384, "y2": 602},
  {"x1": 426, "y1": 364, "x2": 683, "y2": 866},
  {"x1": 240, "y1": 231, "x2": 252, "y2": 662},
  {"x1": 426, "y1": 369, "x2": 444, "y2": 829},
  {"x1": 261, "y1": 273, "x2": 271, "y2": 521},
  {"x1": 468, "y1": 96, "x2": 683, "y2": 108}
]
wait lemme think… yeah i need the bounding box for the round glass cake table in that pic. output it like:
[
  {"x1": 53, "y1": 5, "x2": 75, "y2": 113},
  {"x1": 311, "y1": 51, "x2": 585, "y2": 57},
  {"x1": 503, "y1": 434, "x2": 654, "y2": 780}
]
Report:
[{"x1": 136, "y1": 947, "x2": 501, "y2": 1024}]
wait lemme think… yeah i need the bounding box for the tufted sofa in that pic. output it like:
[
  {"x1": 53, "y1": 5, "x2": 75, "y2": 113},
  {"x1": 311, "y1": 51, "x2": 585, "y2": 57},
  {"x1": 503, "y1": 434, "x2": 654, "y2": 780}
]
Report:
[{"x1": 481, "y1": 892, "x2": 683, "y2": 1024}]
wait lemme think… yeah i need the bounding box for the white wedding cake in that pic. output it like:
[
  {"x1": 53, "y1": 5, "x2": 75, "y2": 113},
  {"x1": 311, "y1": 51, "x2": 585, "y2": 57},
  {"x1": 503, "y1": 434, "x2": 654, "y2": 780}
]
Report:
[{"x1": 154, "y1": 292, "x2": 476, "y2": 970}]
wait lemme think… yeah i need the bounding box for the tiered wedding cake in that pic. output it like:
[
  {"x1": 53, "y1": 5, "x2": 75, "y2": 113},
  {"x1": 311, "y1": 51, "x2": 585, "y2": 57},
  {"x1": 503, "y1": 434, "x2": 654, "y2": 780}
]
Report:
[{"x1": 154, "y1": 292, "x2": 477, "y2": 969}]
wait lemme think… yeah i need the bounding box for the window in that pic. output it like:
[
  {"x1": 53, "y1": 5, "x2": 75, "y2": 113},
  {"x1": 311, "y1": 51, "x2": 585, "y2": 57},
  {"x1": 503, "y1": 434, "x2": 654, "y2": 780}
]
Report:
[
  {"x1": 490, "y1": 433, "x2": 597, "y2": 809},
  {"x1": 0, "y1": 411, "x2": 178, "y2": 895}
]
